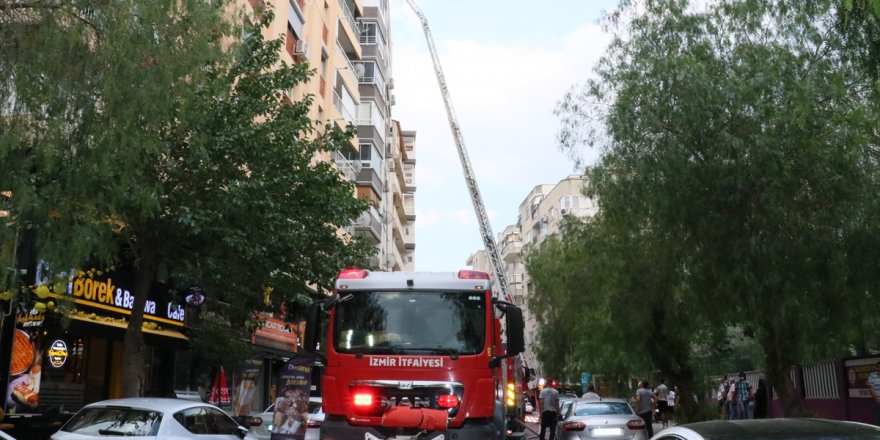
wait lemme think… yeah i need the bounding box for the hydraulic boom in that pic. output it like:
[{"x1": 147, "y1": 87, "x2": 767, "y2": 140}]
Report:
[{"x1": 403, "y1": 0, "x2": 513, "y2": 305}]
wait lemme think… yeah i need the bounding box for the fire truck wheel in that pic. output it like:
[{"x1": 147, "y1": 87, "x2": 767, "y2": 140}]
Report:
[{"x1": 493, "y1": 402, "x2": 505, "y2": 439}]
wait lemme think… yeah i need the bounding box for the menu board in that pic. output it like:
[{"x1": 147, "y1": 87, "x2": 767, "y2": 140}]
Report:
[{"x1": 4, "y1": 308, "x2": 45, "y2": 414}]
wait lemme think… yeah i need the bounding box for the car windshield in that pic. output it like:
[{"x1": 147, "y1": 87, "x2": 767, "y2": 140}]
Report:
[
  {"x1": 62, "y1": 406, "x2": 162, "y2": 436},
  {"x1": 574, "y1": 402, "x2": 633, "y2": 416},
  {"x1": 333, "y1": 290, "x2": 486, "y2": 355}
]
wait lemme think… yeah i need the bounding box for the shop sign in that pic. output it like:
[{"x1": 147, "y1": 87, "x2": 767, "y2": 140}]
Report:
[
  {"x1": 48, "y1": 340, "x2": 69, "y2": 368},
  {"x1": 252, "y1": 314, "x2": 300, "y2": 352},
  {"x1": 52, "y1": 269, "x2": 185, "y2": 327}
]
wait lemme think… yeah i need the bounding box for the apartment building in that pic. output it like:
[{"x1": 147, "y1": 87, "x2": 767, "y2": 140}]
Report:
[
  {"x1": 467, "y1": 175, "x2": 596, "y2": 381},
  {"x1": 240, "y1": 0, "x2": 415, "y2": 270}
]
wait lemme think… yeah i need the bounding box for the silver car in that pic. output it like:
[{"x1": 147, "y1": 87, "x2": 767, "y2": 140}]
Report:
[
  {"x1": 51, "y1": 397, "x2": 254, "y2": 439},
  {"x1": 557, "y1": 398, "x2": 648, "y2": 440},
  {"x1": 649, "y1": 418, "x2": 880, "y2": 440}
]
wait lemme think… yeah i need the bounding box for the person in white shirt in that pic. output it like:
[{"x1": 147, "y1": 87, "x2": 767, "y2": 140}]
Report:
[{"x1": 581, "y1": 383, "x2": 600, "y2": 400}]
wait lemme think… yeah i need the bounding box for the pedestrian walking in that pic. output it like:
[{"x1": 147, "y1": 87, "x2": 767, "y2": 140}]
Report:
[
  {"x1": 747, "y1": 385, "x2": 756, "y2": 419},
  {"x1": 735, "y1": 372, "x2": 750, "y2": 420},
  {"x1": 868, "y1": 371, "x2": 880, "y2": 426},
  {"x1": 667, "y1": 386, "x2": 677, "y2": 425},
  {"x1": 717, "y1": 375, "x2": 729, "y2": 419},
  {"x1": 726, "y1": 378, "x2": 736, "y2": 420},
  {"x1": 538, "y1": 380, "x2": 560, "y2": 440},
  {"x1": 635, "y1": 380, "x2": 656, "y2": 438},
  {"x1": 754, "y1": 378, "x2": 768, "y2": 419},
  {"x1": 654, "y1": 379, "x2": 670, "y2": 428}
]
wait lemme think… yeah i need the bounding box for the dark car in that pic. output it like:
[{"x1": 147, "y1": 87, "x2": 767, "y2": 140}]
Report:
[{"x1": 650, "y1": 418, "x2": 880, "y2": 440}]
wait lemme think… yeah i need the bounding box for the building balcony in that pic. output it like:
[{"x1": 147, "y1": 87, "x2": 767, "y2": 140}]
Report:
[
  {"x1": 336, "y1": 0, "x2": 361, "y2": 56},
  {"x1": 353, "y1": 208, "x2": 381, "y2": 244},
  {"x1": 402, "y1": 194, "x2": 415, "y2": 222},
  {"x1": 501, "y1": 241, "x2": 522, "y2": 263},
  {"x1": 354, "y1": 165, "x2": 383, "y2": 195},
  {"x1": 332, "y1": 151, "x2": 360, "y2": 182}
]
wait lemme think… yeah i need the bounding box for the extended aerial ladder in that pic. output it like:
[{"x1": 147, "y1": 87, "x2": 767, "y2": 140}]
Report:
[
  {"x1": 403, "y1": 0, "x2": 513, "y2": 304},
  {"x1": 404, "y1": 1, "x2": 536, "y2": 374}
]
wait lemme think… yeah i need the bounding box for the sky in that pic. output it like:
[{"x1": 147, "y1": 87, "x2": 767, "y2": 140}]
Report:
[{"x1": 388, "y1": 0, "x2": 618, "y2": 271}]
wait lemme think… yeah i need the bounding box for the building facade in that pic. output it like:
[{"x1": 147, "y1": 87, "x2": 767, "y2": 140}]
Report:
[{"x1": 239, "y1": 0, "x2": 415, "y2": 271}]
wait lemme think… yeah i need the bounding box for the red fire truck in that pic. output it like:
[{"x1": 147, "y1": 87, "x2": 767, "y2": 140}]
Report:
[{"x1": 304, "y1": 268, "x2": 525, "y2": 440}]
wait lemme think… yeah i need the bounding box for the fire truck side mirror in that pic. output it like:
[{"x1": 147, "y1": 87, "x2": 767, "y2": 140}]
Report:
[
  {"x1": 505, "y1": 305, "x2": 525, "y2": 355},
  {"x1": 303, "y1": 302, "x2": 322, "y2": 353}
]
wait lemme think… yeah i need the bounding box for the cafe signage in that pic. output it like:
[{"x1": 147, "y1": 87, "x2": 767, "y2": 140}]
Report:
[
  {"x1": 48, "y1": 340, "x2": 69, "y2": 368},
  {"x1": 45, "y1": 267, "x2": 186, "y2": 327}
]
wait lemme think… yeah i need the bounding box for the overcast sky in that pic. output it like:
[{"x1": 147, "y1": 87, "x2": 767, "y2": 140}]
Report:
[{"x1": 388, "y1": 0, "x2": 617, "y2": 271}]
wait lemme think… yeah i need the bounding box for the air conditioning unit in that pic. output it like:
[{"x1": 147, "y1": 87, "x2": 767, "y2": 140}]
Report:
[
  {"x1": 560, "y1": 209, "x2": 567, "y2": 215},
  {"x1": 294, "y1": 40, "x2": 309, "y2": 58},
  {"x1": 389, "y1": 94, "x2": 396, "y2": 106},
  {"x1": 388, "y1": 78, "x2": 395, "y2": 89}
]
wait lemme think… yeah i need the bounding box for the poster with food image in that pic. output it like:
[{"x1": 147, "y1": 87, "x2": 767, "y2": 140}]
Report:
[
  {"x1": 5, "y1": 309, "x2": 45, "y2": 414},
  {"x1": 233, "y1": 357, "x2": 264, "y2": 417},
  {"x1": 271, "y1": 355, "x2": 315, "y2": 440}
]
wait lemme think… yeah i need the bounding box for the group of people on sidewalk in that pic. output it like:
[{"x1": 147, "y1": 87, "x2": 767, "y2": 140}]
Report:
[
  {"x1": 634, "y1": 379, "x2": 677, "y2": 438},
  {"x1": 716, "y1": 372, "x2": 768, "y2": 420}
]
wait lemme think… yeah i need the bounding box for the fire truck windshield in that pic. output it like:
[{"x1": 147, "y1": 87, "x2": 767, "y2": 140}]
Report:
[{"x1": 333, "y1": 290, "x2": 486, "y2": 355}]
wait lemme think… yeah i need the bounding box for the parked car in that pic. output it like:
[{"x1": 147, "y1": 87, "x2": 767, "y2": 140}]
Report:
[
  {"x1": 51, "y1": 397, "x2": 254, "y2": 439},
  {"x1": 557, "y1": 397, "x2": 648, "y2": 440},
  {"x1": 250, "y1": 396, "x2": 323, "y2": 440},
  {"x1": 649, "y1": 418, "x2": 880, "y2": 440}
]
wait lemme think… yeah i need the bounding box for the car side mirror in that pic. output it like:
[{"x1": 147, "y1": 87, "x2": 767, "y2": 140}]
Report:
[
  {"x1": 303, "y1": 302, "x2": 322, "y2": 353},
  {"x1": 236, "y1": 425, "x2": 249, "y2": 439}
]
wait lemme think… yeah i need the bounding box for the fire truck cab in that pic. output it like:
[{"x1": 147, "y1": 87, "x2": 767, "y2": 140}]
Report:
[{"x1": 304, "y1": 268, "x2": 525, "y2": 440}]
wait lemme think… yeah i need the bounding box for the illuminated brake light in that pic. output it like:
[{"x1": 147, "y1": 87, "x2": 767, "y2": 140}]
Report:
[
  {"x1": 338, "y1": 268, "x2": 369, "y2": 279},
  {"x1": 627, "y1": 419, "x2": 646, "y2": 430},
  {"x1": 437, "y1": 394, "x2": 460, "y2": 408},
  {"x1": 353, "y1": 393, "x2": 374, "y2": 406},
  {"x1": 457, "y1": 270, "x2": 490, "y2": 280},
  {"x1": 563, "y1": 422, "x2": 586, "y2": 432}
]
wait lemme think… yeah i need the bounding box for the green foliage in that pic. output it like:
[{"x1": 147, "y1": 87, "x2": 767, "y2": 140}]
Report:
[
  {"x1": 1, "y1": 1, "x2": 372, "y2": 393},
  {"x1": 549, "y1": 0, "x2": 880, "y2": 416}
]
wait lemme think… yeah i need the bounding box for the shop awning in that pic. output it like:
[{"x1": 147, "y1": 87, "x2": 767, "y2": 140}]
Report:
[{"x1": 70, "y1": 315, "x2": 188, "y2": 341}]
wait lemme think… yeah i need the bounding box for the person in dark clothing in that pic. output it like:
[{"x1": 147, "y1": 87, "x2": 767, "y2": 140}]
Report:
[{"x1": 754, "y1": 378, "x2": 769, "y2": 419}]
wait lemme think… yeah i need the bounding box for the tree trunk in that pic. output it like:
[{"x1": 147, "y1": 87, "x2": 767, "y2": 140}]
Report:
[
  {"x1": 762, "y1": 330, "x2": 810, "y2": 416},
  {"x1": 121, "y1": 246, "x2": 159, "y2": 397},
  {"x1": 649, "y1": 307, "x2": 701, "y2": 421}
]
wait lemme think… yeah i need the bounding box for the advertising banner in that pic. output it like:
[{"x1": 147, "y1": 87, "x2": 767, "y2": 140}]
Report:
[
  {"x1": 4, "y1": 308, "x2": 45, "y2": 414},
  {"x1": 845, "y1": 357, "x2": 880, "y2": 398},
  {"x1": 234, "y1": 357, "x2": 264, "y2": 416},
  {"x1": 271, "y1": 355, "x2": 315, "y2": 440}
]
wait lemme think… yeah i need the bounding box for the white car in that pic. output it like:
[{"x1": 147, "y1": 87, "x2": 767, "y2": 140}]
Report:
[
  {"x1": 250, "y1": 397, "x2": 322, "y2": 440},
  {"x1": 51, "y1": 397, "x2": 255, "y2": 439}
]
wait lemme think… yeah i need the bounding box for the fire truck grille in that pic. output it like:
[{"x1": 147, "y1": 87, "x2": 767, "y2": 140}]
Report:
[{"x1": 350, "y1": 380, "x2": 464, "y2": 417}]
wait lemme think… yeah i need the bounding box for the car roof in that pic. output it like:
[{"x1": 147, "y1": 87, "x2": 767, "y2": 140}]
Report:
[
  {"x1": 574, "y1": 397, "x2": 628, "y2": 403},
  {"x1": 668, "y1": 418, "x2": 880, "y2": 439},
  {"x1": 82, "y1": 398, "x2": 214, "y2": 413}
]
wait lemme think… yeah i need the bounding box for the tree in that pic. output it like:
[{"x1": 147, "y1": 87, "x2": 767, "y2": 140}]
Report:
[
  {"x1": 554, "y1": 0, "x2": 880, "y2": 416},
  {"x1": 0, "y1": 2, "x2": 372, "y2": 396}
]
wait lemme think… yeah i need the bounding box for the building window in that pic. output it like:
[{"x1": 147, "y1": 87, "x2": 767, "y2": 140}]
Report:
[{"x1": 359, "y1": 22, "x2": 377, "y2": 44}]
